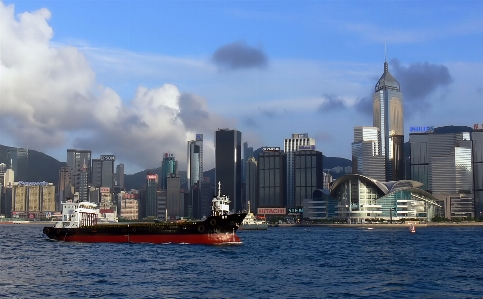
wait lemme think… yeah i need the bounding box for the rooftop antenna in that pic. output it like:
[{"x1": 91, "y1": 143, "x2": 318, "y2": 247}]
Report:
[
  {"x1": 384, "y1": 42, "x2": 388, "y2": 72},
  {"x1": 384, "y1": 42, "x2": 387, "y2": 62}
]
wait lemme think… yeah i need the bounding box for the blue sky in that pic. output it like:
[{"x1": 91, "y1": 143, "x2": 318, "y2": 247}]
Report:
[{"x1": 1, "y1": 0, "x2": 482, "y2": 174}]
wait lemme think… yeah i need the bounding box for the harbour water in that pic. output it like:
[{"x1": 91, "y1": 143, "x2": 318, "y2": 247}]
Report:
[{"x1": 1, "y1": 224, "x2": 483, "y2": 298}]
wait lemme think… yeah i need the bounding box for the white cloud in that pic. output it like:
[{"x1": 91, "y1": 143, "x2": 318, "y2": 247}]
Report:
[{"x1": 0, "y1": 2, "x2": 230, "y2": 173}]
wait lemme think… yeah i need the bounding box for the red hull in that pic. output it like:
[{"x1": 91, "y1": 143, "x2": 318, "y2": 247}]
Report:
[{"x1": 49, "y1": 232, "x2": 242, "y2": 245}]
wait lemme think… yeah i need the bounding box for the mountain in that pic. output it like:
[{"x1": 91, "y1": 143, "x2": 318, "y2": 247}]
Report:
[
  {"x1": 0, "y1": 144, "x2": 63, "y2": 184},
  {"x1": 0, "y1": 143, "x2": 352, "y2": 188}
]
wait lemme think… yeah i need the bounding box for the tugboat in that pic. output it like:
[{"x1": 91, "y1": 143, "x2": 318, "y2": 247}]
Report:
[
  {"x1": 239, "y1": 201, "x2": 268, "y2": 230},
  {"x1": 43, "y1": 182, "x2": 246, "y2": 245}
]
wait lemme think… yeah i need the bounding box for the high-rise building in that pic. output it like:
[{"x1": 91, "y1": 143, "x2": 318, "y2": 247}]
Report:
[
  {"x1": 161, "y1": 153, "x2": 178, "y2": 190},
  {"x1": 258, "y1": 147, "x2": 286, "y2": 211},
  {"x1": 293, "y1": 149, "x2": 323, "y2": 207},
  {"x1": 351, "y1": 126, "x2": 385, "y2": 181},
  {"x1": 58, "y1": 166, "x2": 73, "y2": 210},
  {"x1": 145, "y1": 174, "x2": 158, "y2": 218},
  {"x1": 199, "y1": 177, "x2": 213, "y2": 218},
  {"x1": 0, "y1": 163, "x2": 6, "y2": 187},
  {"x1": 187, "y1": 134, "x2": 203, "y2": 218},
  {"x1": 245, "y1": 157, "x2": 258, "y2": 212},
  {"x1": 115, "y1": 164, "x2": 125, "y2": 189},
  {"x1": 215, "y1": 129, "x2": 242, "y2": 212},
  {"x1": 91, "y1": 155, "x2": 115, "y2": 190},
  {"x1": 100, "y1": 155, "x2": 115, "y2": 190},
  {"x1": 373, "y1": 61, "x2": 404, "y2": 181},
  {"x1": 118, "y1": 191, "x2": 138, "y2": 220},
  {"x1": 66, "y1": 149, "x2": 92, "y2": 196},
  {"x1": 10, "y1": 181, "x2": 55, "y2": 219},
  {"x1": 473, "y1": 129, "x2": 483, "y2": 217},
  {"x1": 166, "y1": 173, "x2": 182, "y2": 218},
  {"x1": 243, "y1": 142, "x2": 254, "y2": 183},
  {"x1": 284, "y1": 133, "x2": 315, "y2": 208},
  {"x1": 79, "y1": 159, "x2": 89, "y2": 202},
  {"x1": 7, "y1": 148, "x2": 28, "y2": 181},
  {"x1": 91, "y1": 159, "x2": 102, "y2": 187},
  {"x1": 410, "y1": 130, "x2": 474, "y2": 218}
]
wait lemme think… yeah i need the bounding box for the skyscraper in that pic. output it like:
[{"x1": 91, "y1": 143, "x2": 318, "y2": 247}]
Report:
[
  {"x1": 410, "y1": 130, "x2": 474, "y2": 218},
  {"x1": 187, "y1": 134, "x2": 203, "y2": 218},
  {"x1": 66, "y1": 149, "x2": 92, "y2": 196},
  {"x1": 473, "y1": 129, "x2": 483, "y2": 217},
  {"x1": 258, "y1": 148, "x2": 286, "y2": 210},
  {"x1": 245, "y1": 157, "x2": 258, "y2": 211},
  {"x1": 293, "y1": 149, "x2": 323, "y2": 207},
  {"x1": 373, "y1": 61, "x2": 404, "y2": 181},
  {"x1": 100, "y1": 155, "x2": 115, "y2": 190},
  {"x1": 146, "y1": 174, "x2": 158, "y2": 217},
  {"x1": 215, "y1": 129, "x2": 242, "y2": 212},
  {"x1": 161, "y1": 153, "x2": 178, "y2": 190},
  {"x1": 351, "y1": 126, "x2": 385, "y2": 181},
  {"x1": 115, "y1": 164, "x2": 125, "y2": 189},
  {"x1": 284, "y1": 133, "x2": 315, "y2": 208},
  {"x1": 243, "y1": 142, "x2": 254, "y2": 183},
  {"x1": 91, "y1": 159, "x2": 102, "y2": 187}
]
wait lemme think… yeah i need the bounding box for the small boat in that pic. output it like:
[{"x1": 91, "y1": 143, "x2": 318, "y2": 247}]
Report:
[
  {"x1": 409, "y1": 224, "x2": 416, "y2": 233},
  {"x1": 43, "y1": 182, "x2": 246, "y2": 245},
  {"x1": 239, "y1": 201, "x2": 268, "y2": 231}
]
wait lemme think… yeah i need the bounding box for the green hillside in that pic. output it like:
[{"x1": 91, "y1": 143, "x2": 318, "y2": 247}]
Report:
[{"x1": 0, "y1": 144, "x2": 63, "y2": 184}]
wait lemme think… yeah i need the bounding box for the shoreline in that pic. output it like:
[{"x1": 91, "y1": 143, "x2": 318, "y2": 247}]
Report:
[{"x1": 276, "y1": 222, "x2": 483, "y2": 228}]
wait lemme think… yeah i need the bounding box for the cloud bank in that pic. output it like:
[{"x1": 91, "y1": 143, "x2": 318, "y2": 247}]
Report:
[{"x1": 0, "y1": 2, "x2": 229, "y2": 171}]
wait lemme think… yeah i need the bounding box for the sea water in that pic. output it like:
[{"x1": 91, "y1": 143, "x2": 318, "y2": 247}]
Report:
[{"x1": 1, "y1": 225, "x2": 483, "y2": 298}]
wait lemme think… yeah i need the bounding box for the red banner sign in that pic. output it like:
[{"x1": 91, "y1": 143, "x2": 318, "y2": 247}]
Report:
[{"x1": 257, "y1": 208, "x2": 286, "y2": 215}]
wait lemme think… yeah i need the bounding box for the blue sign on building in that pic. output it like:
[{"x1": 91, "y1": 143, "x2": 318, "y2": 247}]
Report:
[{"x1": 409, "y1": 126, "x2": 434, "y2": 133}]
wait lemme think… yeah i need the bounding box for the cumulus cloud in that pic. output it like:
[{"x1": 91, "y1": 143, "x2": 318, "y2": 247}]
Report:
[
  {"x1": 212, "y1": 41, "x2": 268, "y2": 71},
  {"x1": 0, "y1": 2, "x2": 229, "y2": 171},
  {"x1": 318, "y1": 94, "x2": 347, "y2": 112}
]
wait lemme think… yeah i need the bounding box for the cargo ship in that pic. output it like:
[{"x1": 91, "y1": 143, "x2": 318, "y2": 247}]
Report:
[{"x1": 43, "y1": 183, "x2": 246, "y2": 245}]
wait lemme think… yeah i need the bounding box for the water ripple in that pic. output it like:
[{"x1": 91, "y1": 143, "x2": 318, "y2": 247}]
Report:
[{"x1": 1, "y1": 225, "x2": 483, "y2": 298}]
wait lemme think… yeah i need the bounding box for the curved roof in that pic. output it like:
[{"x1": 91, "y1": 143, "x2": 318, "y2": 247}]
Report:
[
  {"x1": 329, "y1": 174, "x2": 389, "y2": 196},
  {"x1": 375, "y1": 62, "x2": 400, "y2": 92},
  {"x1": 330, "y1": 174, "x2": 439, "y2": 205}
]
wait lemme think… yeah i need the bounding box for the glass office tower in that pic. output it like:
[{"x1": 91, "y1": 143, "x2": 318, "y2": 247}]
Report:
[
  {"x1": 351, "y1": 126, "x2": 385, "y2": 181},
  {"x1": 258, "y1": 148, "x2": 286, "y2": 209},
  {"x1": 373, "y1": 61, "x2": 404, "y2": 181},
  {"x1": 284, "y1": 133, "x2": 316, "y2": 208},
  {"x1": 161, "y1": 153, "x2": 178, "y2": 190},
  {"x1": 215, "y1": 129, "x2": 242, "y2": 212},
  {"x1": 187, "y1": 134, "x2": 203, "y2": 218},
  {"x1": 472, "y1": 131, "x2": 483, "y2": 217}
]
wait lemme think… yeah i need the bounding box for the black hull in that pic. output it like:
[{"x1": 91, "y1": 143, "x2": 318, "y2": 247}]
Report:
[{"x1": 43, "y1": 213, "x2": 247, "y2": 245}]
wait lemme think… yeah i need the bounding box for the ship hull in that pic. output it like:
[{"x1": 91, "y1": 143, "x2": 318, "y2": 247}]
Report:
[
  {"x1": 43, "y1": 213, "x2": 246, "y2": 245},
  {"x1": 239, "y1": 223, "x2": 269, "y2": 230}
]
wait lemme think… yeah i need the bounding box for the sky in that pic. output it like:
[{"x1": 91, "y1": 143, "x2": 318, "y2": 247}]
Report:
[{"x1": 1, "y1": 0, "x2": 482, "y2": 174}]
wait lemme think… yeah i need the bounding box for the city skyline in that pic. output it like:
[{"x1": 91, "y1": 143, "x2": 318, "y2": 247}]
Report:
[{"x1": 1, "y1": 0, "x2": 482, "y2": 174}]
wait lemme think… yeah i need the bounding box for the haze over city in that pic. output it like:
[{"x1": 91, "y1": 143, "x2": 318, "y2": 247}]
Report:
[{"x1": 1, "y1": 0, "x2": 482, "y2": 174}]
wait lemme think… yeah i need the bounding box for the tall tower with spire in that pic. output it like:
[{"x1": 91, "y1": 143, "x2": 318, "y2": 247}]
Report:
[{"x1": 373, "y1": 59, "x2": 405, "y2": 181}]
